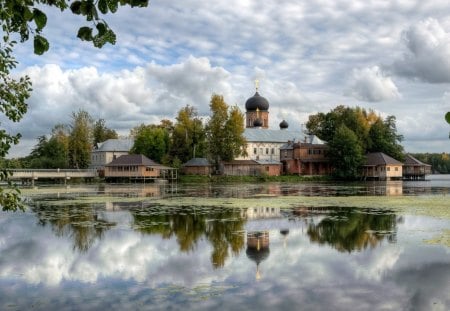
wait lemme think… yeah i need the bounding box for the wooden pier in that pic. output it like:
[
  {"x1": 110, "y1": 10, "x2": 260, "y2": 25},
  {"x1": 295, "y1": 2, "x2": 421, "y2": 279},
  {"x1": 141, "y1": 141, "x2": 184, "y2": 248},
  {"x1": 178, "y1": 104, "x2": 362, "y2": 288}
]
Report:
[{"x1": 6, "y1": 169, "x2": 98, "y2": 185}]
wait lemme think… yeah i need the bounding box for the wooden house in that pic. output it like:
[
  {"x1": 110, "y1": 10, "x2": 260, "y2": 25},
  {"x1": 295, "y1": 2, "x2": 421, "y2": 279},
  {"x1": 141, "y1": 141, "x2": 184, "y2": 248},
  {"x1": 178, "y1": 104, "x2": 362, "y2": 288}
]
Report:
[
  {"x1": 104, "y1": 154, "x2": 177, "y2": 181},
  {"x1": 90, "y1": 138, "x2": 133, "y2": 172},
  {"x1": 280, "y1": 140, "x2": 332, "y2": 175},
  {"x1": 182, "y1": 158, "x2": 213, "y2": 175},
  {"x1": 403, "y1": 154, "x2": 432, "y2": 180},
  {"x1": 361, "y1": 152, "x2": 403, "y2": 180},
  {"x1": 221, "y1": 160, "x2": 282, "y2": 176}
]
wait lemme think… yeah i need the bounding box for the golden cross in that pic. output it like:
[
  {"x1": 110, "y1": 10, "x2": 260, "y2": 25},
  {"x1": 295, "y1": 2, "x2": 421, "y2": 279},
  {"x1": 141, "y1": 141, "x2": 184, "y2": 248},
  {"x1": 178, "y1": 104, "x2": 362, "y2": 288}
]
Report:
[{"x1": 255, "y1": 79, "x2": 259, "y2": 91}]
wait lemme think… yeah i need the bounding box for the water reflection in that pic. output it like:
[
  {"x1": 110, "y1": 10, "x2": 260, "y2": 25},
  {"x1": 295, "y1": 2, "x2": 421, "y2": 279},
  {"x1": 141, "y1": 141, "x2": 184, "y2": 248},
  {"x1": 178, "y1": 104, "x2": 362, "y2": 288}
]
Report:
[
  {"x1": 246, "y1": 231, "x2": 270, "y2": 280},
  {"x1": 32, "y1": 203, "x2": 116, "y2": 252},
  {"x1": 284, "y1": 207, "x2": 398, "y2": 252},
  {"x1": 1, "y1": 198, "x2": 448, "y2": 310},
  {"x1": 132, "y1": 206, "x2": 246, "y2": 268}
]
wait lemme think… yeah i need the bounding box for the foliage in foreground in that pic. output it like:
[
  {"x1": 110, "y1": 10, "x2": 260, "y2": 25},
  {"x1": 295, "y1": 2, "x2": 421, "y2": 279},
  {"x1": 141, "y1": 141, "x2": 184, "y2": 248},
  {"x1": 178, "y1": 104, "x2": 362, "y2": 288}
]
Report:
[{"x1": 0, "y1": 0, "x2": 149, "y2": 210}]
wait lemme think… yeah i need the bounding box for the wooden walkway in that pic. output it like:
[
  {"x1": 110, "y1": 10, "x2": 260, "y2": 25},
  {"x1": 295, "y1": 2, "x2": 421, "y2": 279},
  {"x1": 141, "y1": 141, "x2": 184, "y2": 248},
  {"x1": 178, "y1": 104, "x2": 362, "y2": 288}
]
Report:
[{"x1": 6, "y1": 169, "x2": 97, "y2": 185}]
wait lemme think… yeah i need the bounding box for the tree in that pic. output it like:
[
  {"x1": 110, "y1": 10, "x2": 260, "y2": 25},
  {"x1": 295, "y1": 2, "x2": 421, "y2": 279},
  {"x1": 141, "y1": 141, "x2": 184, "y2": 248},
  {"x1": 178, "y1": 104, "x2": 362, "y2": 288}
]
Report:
[
  {"x1": 68, "y1": 110, "x2": 93, "y2": 169},
  {"x1": 0, "y1": 0, "x2": 149, "y2": 210},
  {"x1": 27, "y1": 129, "x2": 69, "y2": 169},
  {"x1": 171, "y1": 105, "x2": 206, "y2": 163},
  {"x1": 224, "y1": 105, "x2": 246, "y2": 161},
  {"x1": 368, "y1": 117, "x2": 404, "y2": 161},
  {"x1": 328, "y1": 125, "x2": 364, "y2": 179},
  {"x1": 206, "y1": 94, "x2": 246, "y2": 169},
  {"x1": 93, "y1": 118, "x2": 118, "y2": 145},
  {"x1": 446, "y1": 112, "x2": 450, "y2": 139},
  {"x1": 131, "y1": 124, "x2": 170, "y2": 163}
]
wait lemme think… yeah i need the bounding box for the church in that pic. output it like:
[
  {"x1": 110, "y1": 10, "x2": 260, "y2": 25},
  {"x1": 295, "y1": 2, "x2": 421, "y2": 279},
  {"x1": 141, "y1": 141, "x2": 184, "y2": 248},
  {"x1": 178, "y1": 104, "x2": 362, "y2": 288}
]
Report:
[{"x1": 211, "y1": 84, "x2": 328, "y2": 176}]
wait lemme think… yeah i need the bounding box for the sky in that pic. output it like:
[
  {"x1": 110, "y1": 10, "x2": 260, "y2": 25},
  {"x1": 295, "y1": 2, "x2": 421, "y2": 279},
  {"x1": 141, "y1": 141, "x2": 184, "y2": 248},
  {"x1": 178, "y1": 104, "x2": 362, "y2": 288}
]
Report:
[{"x1": 3, "y1": 0, "x2": 450, "y2": 157}]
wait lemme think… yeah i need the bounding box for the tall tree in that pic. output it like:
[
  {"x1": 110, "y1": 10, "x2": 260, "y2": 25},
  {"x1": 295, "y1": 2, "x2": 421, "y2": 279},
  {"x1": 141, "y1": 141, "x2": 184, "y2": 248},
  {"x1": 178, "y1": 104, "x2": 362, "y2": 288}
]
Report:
[
  {"x1": 0, "y1": 0, "x2": 149, "y2": 210},
  {"x1": 27, "y1": 124, "x2": 70, "y2": 169},
  {"x1": 68, "y1": 110, "x2": 93, "y2": 169},
  {"x1": 171, "y1": 105, "x2": 206, "y2": 163},
  {"x1": 131, "y1": 124, "x2": 170, "y2": 163},
  {"x1": 206, "y1": 95, "x2": 246, "y2": 168},
  {"x1": 368, "y1": 117, "x2": 404, "y2": 161},
  {"x1": 92, "y1": 118, "x2": 118, "y2": 145},
  {"x1": 328, "y1": 125, "x2": 364, "y2": 179},
  {"x1": 224, "y1": 106, "x2": 247, "y2": 161}
]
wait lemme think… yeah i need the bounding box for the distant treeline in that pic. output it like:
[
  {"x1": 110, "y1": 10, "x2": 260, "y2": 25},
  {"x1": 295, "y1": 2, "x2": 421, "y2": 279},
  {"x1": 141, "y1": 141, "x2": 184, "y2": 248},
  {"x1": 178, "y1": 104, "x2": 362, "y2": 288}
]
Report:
[{"x1": 411, "y1": 153, "x2": 450, "y2": 174}]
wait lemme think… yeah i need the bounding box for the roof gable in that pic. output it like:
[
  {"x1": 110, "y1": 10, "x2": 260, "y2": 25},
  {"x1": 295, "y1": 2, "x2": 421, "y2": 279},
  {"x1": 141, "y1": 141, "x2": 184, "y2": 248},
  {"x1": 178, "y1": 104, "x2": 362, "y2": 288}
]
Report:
[
  {"x1": 404, "y1": 154, "x2": 431, "y2": 166},
  {"x1": 106, "y1": 154, "x2": 159, "y2": 166},
  {"x1": 364, "y1": 152, "x2": 403, "y2": 166},
  {"x1": 95, "y1": 138, "x2": 133, "y2": 152},
  {"x1": 183, "y1": 158, "x2": 211, "y2": 167}
]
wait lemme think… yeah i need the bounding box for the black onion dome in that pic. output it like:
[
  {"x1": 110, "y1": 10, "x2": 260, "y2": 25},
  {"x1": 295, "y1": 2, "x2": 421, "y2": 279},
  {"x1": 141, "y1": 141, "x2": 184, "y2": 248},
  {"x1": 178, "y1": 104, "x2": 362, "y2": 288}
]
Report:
[
  {"x1": 245, "y1": 92, "x2": 269, "y2": 111},
  {"x1": 246, "y1": 247, "x2": 270, "y2": 265},
  {"x1": 279, "y1": 120, "x2": 289, "y2": 129},
  {"x1": 253, "y1": 118, "x2": 263, "y2": 127}
]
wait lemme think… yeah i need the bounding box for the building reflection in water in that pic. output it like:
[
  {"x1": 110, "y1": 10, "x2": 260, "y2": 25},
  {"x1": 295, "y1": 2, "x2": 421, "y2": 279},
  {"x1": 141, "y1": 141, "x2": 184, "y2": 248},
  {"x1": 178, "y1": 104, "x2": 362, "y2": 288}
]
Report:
[{"x1": 246, "y1": 231, "x2": 270, "y2": 281}]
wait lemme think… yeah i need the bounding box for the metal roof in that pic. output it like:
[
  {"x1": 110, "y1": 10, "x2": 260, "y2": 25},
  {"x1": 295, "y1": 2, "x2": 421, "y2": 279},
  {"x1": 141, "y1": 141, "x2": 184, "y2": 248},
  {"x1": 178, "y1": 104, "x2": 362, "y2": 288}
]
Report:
[
  {"x1": 183, "y1": 158, "x2": 211, "y2": 167},
  {"x1": 95, "y1": 138, "x2": 133, "y2": 152},
  {"x1": 244, "y1": 128, "x2": 325, "y2": 144},
  {"x1": 244, "y1": 128, "x2": 305, "y2": 143},
  {"x1": 404, "y1": 154, "x2": 431, "y2": 166},
  {"x1": 106, "y1": 154, "x2": 159, "y2": 166},
  {"x1": 364, "y1": 152, "x2": 403, "y2": 166}
]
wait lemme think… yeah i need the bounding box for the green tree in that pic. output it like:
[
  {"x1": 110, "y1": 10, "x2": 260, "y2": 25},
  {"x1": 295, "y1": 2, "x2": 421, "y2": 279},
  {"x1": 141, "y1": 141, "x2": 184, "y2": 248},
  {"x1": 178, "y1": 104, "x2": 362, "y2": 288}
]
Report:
[
  {"x1": 446, "y1": 112, "x2": 450, "y2": 139},
  {"x1": 0, "y1": 0, "x2": 149, "y2": 210},
  {"x1": 171, "y1": 105, "x2": 206, "y2": 163},
  {"x1": 328, "y1": 125, "x2": 364, "y2": 179},
  {"x1": 224, "y1": 105, "x2": 247, "y2": 161},
  {"x1": 131, "y1": 124, "x2": 170, "y2": 163},
  {"x1": 68, "y1": 110, "x2": 93, "y2": 169},
  {"x1": 27, "y1": 131, "x2": 69, "y2": 169},
  {"x1": 368, "y1": 116, "x2": 404, "y2": 161},
  {"x1": 93, "y1": 118, "x2": 118, "y2": 145},
  {"x1": 206, "y1": 94, "x2": 246, "y2": 169}
]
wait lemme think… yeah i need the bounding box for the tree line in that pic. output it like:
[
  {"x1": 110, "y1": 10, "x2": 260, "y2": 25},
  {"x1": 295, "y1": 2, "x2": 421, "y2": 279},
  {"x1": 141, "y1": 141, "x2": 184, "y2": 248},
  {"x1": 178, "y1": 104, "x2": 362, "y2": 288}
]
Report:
[
  {"x1": 1, "y1": 94, "x2": 247, "y2": 170},
  {"x1": 306, "y1": 105, "x2": 404, "y2": 179},
  {"x1": 410, "y1": 153, "x2": 450, "y2": 174}
]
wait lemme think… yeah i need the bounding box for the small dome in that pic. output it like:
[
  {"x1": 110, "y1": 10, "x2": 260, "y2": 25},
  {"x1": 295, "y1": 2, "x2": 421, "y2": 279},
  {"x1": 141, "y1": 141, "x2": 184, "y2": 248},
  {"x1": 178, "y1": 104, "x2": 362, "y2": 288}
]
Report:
[
  {"x1": 280, "y1": 229, "x2": 290, "y2": 236},
  {"x1": 279, "y1": 120, "x2": 289, "y2": 129},
  {"x1": 245, "y1": 92, "x2": 269, "y2": 111},
  {"x1": 246, "y1": 247, "x2": 270, "y2": 265},
  {"x1": 253, "y1": 118, "x2": 263, "y2": 127}
]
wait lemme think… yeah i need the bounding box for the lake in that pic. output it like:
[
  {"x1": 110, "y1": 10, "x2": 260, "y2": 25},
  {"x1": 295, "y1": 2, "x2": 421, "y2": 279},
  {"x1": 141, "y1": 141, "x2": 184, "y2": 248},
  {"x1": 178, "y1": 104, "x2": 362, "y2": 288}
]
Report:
[{"x1": 0, "y1": 176, "x2": 449, "y2": 310}]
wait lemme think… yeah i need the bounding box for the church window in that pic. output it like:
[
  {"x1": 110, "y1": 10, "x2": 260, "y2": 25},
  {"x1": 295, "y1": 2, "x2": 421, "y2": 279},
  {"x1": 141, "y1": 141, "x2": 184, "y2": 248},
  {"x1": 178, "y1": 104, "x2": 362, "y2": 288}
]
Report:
[
  {"x1": 266, "y1": 148, "x2": 269, "y2": 154},
  {"x1": 271, "y1": 148, "x2": 274, "y2": 154},
  {"x1": 254, "y1": 148, "x2": 257, "y2": 154}
]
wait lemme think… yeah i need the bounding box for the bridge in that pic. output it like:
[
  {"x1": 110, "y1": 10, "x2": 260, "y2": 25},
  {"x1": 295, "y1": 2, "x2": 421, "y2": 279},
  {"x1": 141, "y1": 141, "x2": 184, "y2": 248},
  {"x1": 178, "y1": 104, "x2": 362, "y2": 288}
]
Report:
[{"x1": 6, "y1": 169, "x2": 98, "y2": 185}]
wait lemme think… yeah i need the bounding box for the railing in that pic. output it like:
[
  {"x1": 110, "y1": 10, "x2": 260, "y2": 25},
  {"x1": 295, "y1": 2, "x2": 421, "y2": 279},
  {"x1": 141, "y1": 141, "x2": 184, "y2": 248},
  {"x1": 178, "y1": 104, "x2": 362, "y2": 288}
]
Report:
[{"x1": 6, "y1": 169, "x2": 98, "y2": 179}]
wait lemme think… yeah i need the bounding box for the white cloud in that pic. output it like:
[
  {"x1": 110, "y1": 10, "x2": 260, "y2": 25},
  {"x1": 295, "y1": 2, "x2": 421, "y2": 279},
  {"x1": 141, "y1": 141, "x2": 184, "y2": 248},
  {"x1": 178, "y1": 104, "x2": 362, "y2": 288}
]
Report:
[
  {"x1": 346, "y1": 66, "x2": 400, "y2": 102},
  {"x1": 5, "y1": 1, "x2": 450, "y2": 156},
  {"x1": 394, "y1": 18, "x2": 450, "y2": 83}
]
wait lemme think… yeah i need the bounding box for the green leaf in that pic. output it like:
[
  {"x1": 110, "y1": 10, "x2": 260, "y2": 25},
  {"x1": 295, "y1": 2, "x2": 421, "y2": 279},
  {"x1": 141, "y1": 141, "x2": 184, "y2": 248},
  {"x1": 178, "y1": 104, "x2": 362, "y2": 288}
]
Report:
[
  {"x1": 96, "y1": 22, "x2": 107, "y2": 36},
  {"x1": 33, "y1": 9, "x2": 47, "y2": 31},
  {"x1": 98, "y1": 0, "x2": 108, "y2": 14},
  {"x1": 107, "y1": 0, "x2": 119, "y2": 13},
  {"x1": 77, "y1": 27, "x2": 93, "y2": 41},
  {"x1": 33, "y1": 35, "x2": 49, "y2": 55},
  {"x1": 70, "y1": 1, "x2": 82, "y2": 14},
  {"x1": 446, "y1": 112, "x2": 450, "y2": 124}
]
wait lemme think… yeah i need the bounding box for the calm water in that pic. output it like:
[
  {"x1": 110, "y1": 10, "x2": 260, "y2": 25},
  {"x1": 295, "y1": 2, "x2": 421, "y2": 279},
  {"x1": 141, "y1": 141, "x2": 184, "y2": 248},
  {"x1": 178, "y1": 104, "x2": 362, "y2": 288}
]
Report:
[{"x1": 1, "y1": 177, "x2": 449, "y2": 310}]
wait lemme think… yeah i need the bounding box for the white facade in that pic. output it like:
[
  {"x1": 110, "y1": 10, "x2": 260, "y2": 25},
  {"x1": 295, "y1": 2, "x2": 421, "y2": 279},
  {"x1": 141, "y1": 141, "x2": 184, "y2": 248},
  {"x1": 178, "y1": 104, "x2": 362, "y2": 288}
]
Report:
[
  {"x1": 236, "y1": 128, "x2": 306, "y2": 162},
  {"x1": 90, "y1": 138, "x2": 133, "y2": 170}
]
